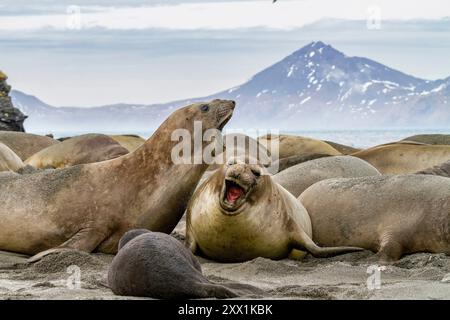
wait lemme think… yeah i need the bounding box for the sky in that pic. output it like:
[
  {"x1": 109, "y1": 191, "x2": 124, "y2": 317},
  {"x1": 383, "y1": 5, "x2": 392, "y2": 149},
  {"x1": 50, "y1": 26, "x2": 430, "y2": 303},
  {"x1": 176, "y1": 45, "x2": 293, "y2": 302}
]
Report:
[{"x1": 1, "y1": 0, "x2": 450, "y2": 106}]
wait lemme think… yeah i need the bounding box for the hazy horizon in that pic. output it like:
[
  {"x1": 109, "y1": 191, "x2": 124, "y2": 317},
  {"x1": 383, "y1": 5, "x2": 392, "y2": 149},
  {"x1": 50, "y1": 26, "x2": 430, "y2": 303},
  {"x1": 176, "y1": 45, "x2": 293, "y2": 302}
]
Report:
[{"x1": 1, "y1": 0, "x2": 450, "y2": 107}]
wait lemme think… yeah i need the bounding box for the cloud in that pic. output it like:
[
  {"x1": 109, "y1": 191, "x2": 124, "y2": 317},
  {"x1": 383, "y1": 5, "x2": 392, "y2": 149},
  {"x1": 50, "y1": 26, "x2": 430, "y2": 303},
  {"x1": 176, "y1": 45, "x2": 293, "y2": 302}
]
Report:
[{"x1": 0, "y1": 0, "x2": 449, "y2": 31}]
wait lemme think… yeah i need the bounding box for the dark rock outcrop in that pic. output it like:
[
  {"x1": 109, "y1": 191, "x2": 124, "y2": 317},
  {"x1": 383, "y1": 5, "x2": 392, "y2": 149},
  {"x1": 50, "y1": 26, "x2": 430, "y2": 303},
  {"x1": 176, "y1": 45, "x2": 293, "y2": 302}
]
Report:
[{"x1": 0, "y1": 71, "x2": 27, "y2": 132}]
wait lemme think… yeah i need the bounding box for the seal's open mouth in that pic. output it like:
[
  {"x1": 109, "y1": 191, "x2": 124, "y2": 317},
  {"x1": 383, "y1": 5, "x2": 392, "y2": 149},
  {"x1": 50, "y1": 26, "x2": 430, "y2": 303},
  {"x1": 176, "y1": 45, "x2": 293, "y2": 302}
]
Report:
[
  {"x1": 220, "y1": 178, "x2": 250, "y2": 213},
  {"x1": 226, "y1": 180, "x2": 245, "y2": 203}
]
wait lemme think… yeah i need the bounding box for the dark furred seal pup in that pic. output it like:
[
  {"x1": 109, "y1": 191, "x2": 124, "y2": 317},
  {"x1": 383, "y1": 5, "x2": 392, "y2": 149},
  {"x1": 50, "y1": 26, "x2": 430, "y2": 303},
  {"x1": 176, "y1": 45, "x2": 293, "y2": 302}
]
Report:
[
  {"x1": 108, "y1": 230, "x2": 239, "y2": 299},
  {"x1": 186, "y1": 158, "x2": 362, "y2": 262},
  {"x1": 0, "y1": 99, "x2": 235, "y2": 261}
]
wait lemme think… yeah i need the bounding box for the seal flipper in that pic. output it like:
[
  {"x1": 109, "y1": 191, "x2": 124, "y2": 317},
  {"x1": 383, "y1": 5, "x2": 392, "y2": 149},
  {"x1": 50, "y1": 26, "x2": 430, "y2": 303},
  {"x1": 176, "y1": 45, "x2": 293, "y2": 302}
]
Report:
[
  {"x1": 290, "y1": 226, "x2": 363, "y2": 258},
  {"x1": 198, "y1": 283, "x2": 238, "y2": 299},
  {"x1": 376, "y1": 234, "x2": 404, "y2": 263},
  {"x1": 27, "y1": 227, "x2": 107, "y2": 263}
]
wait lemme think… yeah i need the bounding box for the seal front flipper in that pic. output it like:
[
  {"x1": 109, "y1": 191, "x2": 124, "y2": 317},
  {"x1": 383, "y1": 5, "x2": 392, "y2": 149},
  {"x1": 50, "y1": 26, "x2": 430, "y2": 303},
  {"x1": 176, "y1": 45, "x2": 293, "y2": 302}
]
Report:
[
  {"x1": 27, "y1": 227, "x2": 107, "y2": 263},
  {"x1": 289, "y1": 226, "x2": 363, "y2": 258}
]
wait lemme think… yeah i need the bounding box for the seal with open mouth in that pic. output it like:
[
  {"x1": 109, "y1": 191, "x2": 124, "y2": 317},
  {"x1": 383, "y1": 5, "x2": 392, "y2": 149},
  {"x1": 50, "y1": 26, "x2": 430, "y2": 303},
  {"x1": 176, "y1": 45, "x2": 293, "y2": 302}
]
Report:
[{"x1": 186, "y1": 157, "x2": 362, "y2": 262}]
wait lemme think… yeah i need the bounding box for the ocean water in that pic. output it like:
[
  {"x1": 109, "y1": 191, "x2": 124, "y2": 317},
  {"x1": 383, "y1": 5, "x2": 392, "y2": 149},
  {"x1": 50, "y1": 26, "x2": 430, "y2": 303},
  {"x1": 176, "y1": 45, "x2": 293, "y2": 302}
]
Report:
[{"x1": 36, "y1": 128, "x2": 450, "y2": 149}]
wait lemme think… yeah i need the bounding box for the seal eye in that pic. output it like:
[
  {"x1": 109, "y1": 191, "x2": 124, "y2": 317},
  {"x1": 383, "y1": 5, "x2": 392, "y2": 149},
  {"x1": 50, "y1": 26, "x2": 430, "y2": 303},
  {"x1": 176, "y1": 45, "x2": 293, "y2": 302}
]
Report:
[{"x1": 200, "y1": 105, "x2": 209, "y2": 112}]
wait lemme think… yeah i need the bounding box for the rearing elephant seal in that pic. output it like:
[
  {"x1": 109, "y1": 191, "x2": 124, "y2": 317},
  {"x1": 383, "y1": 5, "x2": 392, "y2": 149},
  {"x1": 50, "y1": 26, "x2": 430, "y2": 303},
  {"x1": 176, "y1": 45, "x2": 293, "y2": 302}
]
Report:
[
  {"x1": 186, "y1": 158, "x2": 362, "y2": 262},
  {"x1": 299, "y1": 175, "x2": 450, "y2": 262},
  {"x1": 25, "y1": 134, "x2": 129, "y2": 169},
  {"x1": 0, "y1": 131, "x2": 58, "y2": 160},
  {"x1": 273, "y1": 156, "x2": 380, "y2": 197},
  {"x1": 108, "y1": 230, "x2": 239, "y2": 299},
  {"x1": 0, "y1": 99, "x2": 235, "y2": 260},
  {"x1": 352, "y1": 143, "x2": 450, "y2": 174},
  {"x1": 0, "y1": 142, "x2": 24, "y2": 172}
]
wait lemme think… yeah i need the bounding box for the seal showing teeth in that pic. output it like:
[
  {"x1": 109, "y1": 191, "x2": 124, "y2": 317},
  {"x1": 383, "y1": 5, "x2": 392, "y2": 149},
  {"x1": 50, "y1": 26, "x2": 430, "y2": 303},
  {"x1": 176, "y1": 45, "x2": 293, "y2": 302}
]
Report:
[
  {"x1": 186, "y1": 157, "x2": 363, "y2": 262},
  {"x1": 226, "y1": 181, "x2": 244, "y2": 203}
]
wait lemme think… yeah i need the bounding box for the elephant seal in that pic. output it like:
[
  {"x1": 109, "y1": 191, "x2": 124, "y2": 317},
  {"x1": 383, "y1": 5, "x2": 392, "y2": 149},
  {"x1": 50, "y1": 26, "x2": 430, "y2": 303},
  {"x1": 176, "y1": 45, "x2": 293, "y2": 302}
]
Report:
[
  {"x1": 108, "y1": 230, "x2": 239, "y2": 299},
  {"x1": 273, "y1": 156, "x2": 380, "y2": 197},
  {"x1": 416, "y1": 160, "x2": 450, "y2": 177},
  {"x1": 0, "y1": 99, "x2": 235, "y2": 260},
  {"x1": 0, "y1": 142, "x2": 24, "y2": 172},
  {"x1": 352, "y1": 143, "x2": 450, "y2": 174},
  {"x1": 0, "y1": 131, "x2": 58, "y2": 160},
  {"x1": 186, "y1": 158, "x2": 362, "y2": 262},
  {"x1": 110, "y1": 135, "x2": 145, "y2": 152},
  {"x1": 272, "y1": 153, "x2": 331, "y2": 172},
  {"x1": 25, "y1": 134, "x2": 129, "y2": 169},
  {"x1": 323, "y1": 140, "x2": 361, "y2": 155},
  {"x1": 299, "y1": 175, "x2": 450, "y2": 262},
  {"x1": 402, "y1": 134, "x2": 450, "y2": 145},
  {"x1": 258, "y1": 134, "x2": 341, "y2": 159}
]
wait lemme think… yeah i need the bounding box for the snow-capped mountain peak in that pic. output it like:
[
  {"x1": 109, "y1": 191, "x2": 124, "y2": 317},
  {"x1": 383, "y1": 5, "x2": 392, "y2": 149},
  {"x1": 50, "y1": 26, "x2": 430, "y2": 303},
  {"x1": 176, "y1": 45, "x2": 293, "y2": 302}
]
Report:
[{"x1": 11, "y1": 41, "x2": 450, "y2": 131}]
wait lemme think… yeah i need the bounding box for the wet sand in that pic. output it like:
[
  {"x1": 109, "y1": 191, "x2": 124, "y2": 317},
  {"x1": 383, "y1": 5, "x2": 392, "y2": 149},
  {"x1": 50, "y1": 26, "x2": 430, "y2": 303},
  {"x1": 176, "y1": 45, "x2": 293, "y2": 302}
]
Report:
[{"x1": 0, "y1": 231, "x2": 449, "y2": 300}]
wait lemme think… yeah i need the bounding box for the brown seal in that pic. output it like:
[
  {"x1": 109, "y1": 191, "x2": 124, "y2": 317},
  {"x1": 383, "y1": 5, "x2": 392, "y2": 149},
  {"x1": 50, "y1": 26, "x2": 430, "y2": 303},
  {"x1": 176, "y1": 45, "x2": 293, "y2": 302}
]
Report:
[
  {"x1": 416, "y1": 160, "x2": 450, "y2": 177},
  {"x1": 273, "y1": 156, "x2": 380, "y2": 197},
  {"x1": 110, "y1": 135, "x2": 146, "y2": 152},
  {"x1": 299, "y1": 175, "x2": 450, "y2": 262},
  {"x1": 352, "y1": 143, "x2": 450, "y2": 174},
  {"x1": 258, "y1": 134, "x2": 341, "y2": 159},
  {"x1": 186, "y1": 158, "x2": 362, "y2": 262},
  {"x1": 108, "y1": 230, "x2": 250, "y2": 299},
  {"x1": 0, "y1": 131, "x2": 58, "y2": 160},
  {"x1": 0, "y1": 99, "x2": 235, "y2": 261},
  {"x1": 323, "y1": 140, "x2": 361, "y2": 154},
  {"x1": 0, "y1": 142, "x2": 25, "y2": 172},
  {"x1": 25, "y1": 134, "x2": 129, "y2": 168},
  {"x1": 402, "y1": 134, "x2": 450, "y2": 145},
  {"x1": 271, "y1": 153, "x2": 331, "y2": 172}
]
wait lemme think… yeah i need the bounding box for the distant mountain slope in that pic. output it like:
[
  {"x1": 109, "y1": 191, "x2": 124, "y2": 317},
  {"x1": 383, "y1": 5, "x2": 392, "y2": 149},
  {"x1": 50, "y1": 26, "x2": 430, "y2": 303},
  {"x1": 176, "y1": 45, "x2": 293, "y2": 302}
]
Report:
[{"x1": 11, "y1": 41, "x2": 450, "y2": 132}]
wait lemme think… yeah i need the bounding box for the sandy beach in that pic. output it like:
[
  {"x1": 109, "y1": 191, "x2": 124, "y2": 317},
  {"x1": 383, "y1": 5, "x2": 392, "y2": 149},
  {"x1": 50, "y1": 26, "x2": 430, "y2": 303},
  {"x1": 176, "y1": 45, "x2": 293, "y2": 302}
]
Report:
[{"x1": 1, "y1": 226, "x2": 449, "y2": 300}]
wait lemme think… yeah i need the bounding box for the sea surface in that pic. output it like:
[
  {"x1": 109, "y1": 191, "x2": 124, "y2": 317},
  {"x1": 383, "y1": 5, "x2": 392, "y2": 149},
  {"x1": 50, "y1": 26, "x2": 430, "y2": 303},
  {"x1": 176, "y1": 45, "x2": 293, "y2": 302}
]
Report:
[{"x1": 35, "y1": 128, "x2": 450, "y2": 149}]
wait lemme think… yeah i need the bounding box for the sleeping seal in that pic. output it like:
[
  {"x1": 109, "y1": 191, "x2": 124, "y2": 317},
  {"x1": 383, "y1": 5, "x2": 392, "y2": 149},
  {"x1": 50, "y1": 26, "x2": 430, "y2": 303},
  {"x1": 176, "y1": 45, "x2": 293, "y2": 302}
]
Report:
[
  {"x1": 299, "y1": 175, "x2": 450, "y2": 262},
  {"x1": 258, "y1": 134, "x2": 341, "y2": 159},
  {"x1": 186, "y1": 158, "x2": 362, "y2": 262},
  {"x1": 25, "y1": 134, "x2": 129, "y2": 168},
  {"x1": 273, "y1": 156, "x2": 380, "y2": 197},
  {"x1": 0, "y1": 142, "x2": 24, "y2": 172},
  {"x1": 0, "y1": 131, "x2": 58, "y2": 160},
  {"x1": 352, "y1": 143, "x2": 450, "y2": 174}
]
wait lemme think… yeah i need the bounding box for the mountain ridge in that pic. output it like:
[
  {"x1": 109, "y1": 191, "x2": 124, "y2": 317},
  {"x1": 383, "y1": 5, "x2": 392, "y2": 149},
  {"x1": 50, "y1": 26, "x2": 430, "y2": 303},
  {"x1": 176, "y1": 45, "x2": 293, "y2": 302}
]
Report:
[{"x1": 11, "y1": 41, "x2": 450, "y2": 132}]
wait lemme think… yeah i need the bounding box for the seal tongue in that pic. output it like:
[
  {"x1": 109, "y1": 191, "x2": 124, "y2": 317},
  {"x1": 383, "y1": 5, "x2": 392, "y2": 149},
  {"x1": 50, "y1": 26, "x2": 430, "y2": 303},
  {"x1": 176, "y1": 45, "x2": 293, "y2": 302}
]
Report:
[{"x1": 227, "y1": 184, "x2": 244, "y2": 203}]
